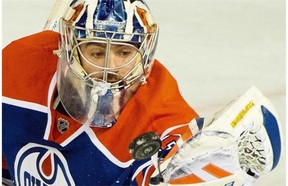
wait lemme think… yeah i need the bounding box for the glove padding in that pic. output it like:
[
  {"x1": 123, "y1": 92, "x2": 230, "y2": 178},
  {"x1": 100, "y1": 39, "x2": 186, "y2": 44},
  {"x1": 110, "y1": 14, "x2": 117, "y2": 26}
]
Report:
[{"x1": 150, "y1": 86, "x2": 282, "y2": 186}]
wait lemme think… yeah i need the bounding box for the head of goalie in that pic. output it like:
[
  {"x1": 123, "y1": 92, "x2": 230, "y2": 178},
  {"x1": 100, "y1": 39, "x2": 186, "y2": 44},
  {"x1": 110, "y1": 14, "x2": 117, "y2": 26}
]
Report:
[
  {"x1": 2, "y1": 0, "x2": 282, "y2": 185},
  {"x1": 57, "y1": 0, "x2": 158, "y2": 128}
]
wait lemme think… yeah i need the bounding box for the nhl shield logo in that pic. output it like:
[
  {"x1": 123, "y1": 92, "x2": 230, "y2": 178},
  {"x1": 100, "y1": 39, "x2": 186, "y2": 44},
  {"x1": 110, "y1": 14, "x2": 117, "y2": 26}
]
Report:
[{"x1": 57, "y1": 118, "x2": 69, "y2": 134}]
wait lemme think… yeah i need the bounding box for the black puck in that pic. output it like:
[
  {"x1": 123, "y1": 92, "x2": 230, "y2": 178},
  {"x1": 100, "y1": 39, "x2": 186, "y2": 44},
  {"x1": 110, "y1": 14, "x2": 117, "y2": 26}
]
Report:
[{"x1": 129, "y1": 132, "x2": 161, "y2": 160}]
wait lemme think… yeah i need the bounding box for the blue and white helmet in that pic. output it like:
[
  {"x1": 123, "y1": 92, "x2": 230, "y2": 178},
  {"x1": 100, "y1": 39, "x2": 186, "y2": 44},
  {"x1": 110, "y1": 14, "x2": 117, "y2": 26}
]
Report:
[{"x1": 57, "y1": 0, "x2": 158, "y2": 127}]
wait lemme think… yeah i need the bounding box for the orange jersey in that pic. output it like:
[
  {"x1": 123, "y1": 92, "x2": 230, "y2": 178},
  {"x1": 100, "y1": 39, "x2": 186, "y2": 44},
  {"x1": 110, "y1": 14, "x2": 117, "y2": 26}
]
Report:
[{"x1": 2, "y1": 30, "x2": 198, "y2": 185}]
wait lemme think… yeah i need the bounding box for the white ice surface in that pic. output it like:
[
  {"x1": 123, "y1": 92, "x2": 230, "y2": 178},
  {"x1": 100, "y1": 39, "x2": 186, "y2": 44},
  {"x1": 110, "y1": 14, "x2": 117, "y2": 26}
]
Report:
[{"x1": 2, "y1": 0, "x2": 286, "y2": 185}]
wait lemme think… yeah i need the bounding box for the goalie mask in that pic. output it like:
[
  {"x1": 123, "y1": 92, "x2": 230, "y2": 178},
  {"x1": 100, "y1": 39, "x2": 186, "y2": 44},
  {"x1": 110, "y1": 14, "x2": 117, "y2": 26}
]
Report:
[{"x1": 57, "y1": 0, "x2": 158, "y2": 127}]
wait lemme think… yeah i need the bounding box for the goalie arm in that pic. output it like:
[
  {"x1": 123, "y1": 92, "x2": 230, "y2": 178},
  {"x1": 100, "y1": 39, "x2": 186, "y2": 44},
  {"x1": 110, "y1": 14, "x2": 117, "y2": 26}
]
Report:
[{"x1": 149, "y1": 86, "x2": 282, "y2": 186}]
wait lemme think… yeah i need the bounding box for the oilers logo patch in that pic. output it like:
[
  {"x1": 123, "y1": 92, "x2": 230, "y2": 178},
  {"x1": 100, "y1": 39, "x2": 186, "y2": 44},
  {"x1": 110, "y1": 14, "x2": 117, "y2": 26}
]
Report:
[{"x1": 14, "y1": 143, "x2": 75, "y2": 186}]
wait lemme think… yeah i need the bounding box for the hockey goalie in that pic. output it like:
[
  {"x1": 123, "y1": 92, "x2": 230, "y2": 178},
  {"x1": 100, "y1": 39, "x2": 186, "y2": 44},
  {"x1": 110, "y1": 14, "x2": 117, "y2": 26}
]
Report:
[{"x1": 2, "y1": 0, "x2": 282, "y2": 185}]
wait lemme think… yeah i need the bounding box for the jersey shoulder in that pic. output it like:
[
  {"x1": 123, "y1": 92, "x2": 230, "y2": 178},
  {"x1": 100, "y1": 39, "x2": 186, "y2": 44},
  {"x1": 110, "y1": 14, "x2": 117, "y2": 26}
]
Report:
[
  {"x1": 2, "y1": 31, "x2": 59, "y2": 105},
  {"x1": 4, "y1": 30, "x2": 59, "y2": 50}
]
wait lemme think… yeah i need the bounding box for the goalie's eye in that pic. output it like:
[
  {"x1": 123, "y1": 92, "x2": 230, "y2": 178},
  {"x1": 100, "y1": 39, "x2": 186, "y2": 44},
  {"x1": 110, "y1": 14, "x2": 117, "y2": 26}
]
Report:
[
  {"x1": 115, "y1": 46, "x2": 137, "y2": 58},
  {"x1": 91, "y1": 50, "x2": 105, "y2": 58}
]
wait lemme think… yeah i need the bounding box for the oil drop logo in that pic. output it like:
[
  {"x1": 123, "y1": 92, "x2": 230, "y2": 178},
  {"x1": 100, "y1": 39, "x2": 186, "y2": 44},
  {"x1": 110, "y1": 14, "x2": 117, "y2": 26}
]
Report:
[{"x1": 14, "y1": 143, "x2": 75, "y2": 186}]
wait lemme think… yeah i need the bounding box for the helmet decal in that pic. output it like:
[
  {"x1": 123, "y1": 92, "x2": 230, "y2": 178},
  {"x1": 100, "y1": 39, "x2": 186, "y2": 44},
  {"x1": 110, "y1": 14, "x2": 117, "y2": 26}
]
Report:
[{"x1": 64, "y1": 0, "x2": 156, "y2": 39}]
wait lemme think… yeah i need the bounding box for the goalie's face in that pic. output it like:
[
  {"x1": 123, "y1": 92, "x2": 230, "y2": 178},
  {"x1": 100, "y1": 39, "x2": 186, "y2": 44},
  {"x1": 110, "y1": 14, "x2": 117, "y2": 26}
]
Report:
[
  {"x1": 78, "y1": 41, "x2": 142, "y2": 85},
  {"x1": 57, "y1": 37, "x2": 146, "y2": 128},
  {"x1": 57, "y1": 0, "x2": 158, "y2": 128}
]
